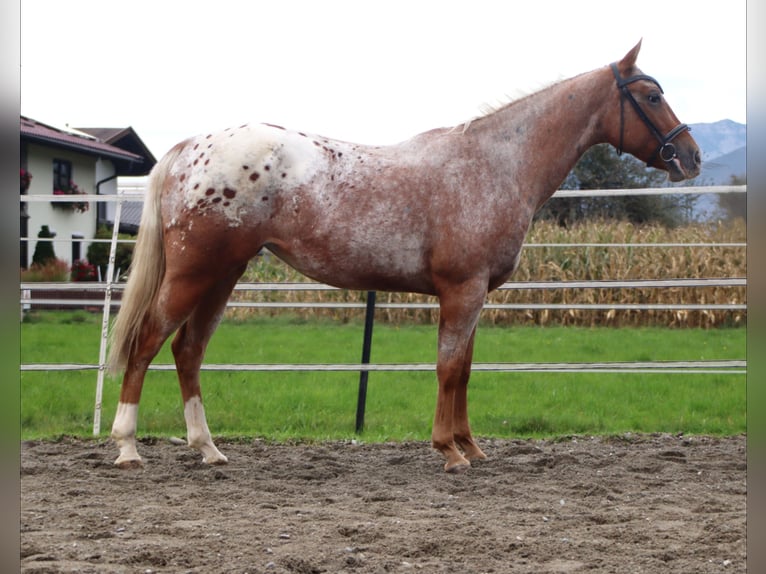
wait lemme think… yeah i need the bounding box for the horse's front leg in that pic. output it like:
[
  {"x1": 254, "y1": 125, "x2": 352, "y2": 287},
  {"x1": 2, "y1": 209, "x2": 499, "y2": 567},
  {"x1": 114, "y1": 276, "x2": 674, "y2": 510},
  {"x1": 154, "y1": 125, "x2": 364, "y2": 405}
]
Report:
[
  {"x1": 432, "y1": 279, "x2": 487, "y2": 473},
  {"x1": 452, "y1": 325, "x2": 487, "y2": 463}
]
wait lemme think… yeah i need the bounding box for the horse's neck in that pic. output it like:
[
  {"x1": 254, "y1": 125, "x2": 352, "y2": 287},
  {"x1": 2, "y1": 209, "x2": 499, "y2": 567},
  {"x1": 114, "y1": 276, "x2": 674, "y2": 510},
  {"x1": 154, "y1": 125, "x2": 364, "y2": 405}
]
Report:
[{"x1": 471, "y1": 68, "x2": 611, "y2": 210}]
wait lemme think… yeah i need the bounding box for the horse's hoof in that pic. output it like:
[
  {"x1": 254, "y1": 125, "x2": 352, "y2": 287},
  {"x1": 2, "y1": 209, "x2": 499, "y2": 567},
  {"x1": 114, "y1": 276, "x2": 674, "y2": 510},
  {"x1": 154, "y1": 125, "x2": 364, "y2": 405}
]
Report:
[
  {"x1": 114, "y1": 458, "x2": 143, "y2": 470},
  {"x1": 444, "y1": 461, "x2": 471, "y2": 474},
  {"x1": 464, "y1": 447, "x2": 487, "y2": 461},
  {"x1": 444, "y1": 456, "x2": 471, "y2": 474},
  {"x1": 201, "y1": 451, "x2": 229, "y2": 465}
]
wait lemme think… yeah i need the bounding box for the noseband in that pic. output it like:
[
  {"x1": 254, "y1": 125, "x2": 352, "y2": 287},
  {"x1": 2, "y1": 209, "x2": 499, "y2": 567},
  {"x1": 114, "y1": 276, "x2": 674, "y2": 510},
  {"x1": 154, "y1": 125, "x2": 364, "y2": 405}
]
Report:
[{"x1": 610, "y1": 63, "x2": 690, "y2": 166}]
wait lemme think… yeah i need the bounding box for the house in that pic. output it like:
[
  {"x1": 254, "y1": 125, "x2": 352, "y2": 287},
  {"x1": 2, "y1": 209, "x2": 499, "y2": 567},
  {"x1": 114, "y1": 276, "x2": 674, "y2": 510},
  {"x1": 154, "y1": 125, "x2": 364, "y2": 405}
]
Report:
[{"x1": 20, "y1": 116, "x2": 156, "y2": 269}]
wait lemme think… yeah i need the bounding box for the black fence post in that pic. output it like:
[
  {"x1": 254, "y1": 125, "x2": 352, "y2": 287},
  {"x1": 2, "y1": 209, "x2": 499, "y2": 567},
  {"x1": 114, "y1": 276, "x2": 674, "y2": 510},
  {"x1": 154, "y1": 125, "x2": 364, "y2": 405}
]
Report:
[{"x1": 355, "y1": 291, "x2": 376, "y2": 433}]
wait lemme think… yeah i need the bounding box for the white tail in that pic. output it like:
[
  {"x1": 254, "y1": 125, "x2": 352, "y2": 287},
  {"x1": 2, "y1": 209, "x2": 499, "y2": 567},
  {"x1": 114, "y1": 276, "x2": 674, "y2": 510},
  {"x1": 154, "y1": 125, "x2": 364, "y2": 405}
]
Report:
[{"x1": 107, "y1": 144, "x2": 184, "y2": 374}]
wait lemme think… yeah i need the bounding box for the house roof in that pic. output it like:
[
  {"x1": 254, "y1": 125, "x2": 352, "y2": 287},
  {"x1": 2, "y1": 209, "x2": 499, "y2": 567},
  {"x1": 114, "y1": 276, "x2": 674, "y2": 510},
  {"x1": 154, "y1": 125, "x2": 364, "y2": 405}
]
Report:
[
  {"x1": 20, "y1": 116, "x2": 156, "y2": 176},
  {"x1": 76, "y1": 126, "x2": 157, "y2": 174}
]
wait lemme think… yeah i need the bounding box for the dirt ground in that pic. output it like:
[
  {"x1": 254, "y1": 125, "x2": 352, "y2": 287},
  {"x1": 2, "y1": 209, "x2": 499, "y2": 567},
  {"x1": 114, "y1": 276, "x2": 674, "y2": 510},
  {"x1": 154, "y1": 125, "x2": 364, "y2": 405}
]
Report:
[{"x1": 21, "y1": 434, "x2": 745, "y2": 573}]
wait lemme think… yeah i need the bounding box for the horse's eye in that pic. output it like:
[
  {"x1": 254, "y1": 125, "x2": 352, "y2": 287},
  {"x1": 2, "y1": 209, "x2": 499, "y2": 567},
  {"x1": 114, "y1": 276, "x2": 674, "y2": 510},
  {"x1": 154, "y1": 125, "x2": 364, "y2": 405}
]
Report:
[{"x1": 648, "y1": 93, "x2": 662, "y2": 104}]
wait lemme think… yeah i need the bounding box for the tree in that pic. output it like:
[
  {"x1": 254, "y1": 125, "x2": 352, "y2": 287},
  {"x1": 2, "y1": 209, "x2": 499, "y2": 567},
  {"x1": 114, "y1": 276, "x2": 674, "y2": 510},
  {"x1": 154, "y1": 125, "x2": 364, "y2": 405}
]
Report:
[
  {"x1": 536, "y1": 144, "x2": 696, "y2": 227},
  {"x1": 716, "y1": 175, "x2": 747, "y2": 222},
  {"x1": 31, "y1": 225, "x2": 57, "y2": 267}
]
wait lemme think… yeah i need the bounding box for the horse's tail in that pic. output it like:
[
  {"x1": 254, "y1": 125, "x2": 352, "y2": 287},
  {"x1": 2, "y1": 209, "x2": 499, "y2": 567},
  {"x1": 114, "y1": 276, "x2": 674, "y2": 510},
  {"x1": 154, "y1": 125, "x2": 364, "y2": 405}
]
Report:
[{"x1": 107, "y1": 143, "x2": 184, "y2": 375}]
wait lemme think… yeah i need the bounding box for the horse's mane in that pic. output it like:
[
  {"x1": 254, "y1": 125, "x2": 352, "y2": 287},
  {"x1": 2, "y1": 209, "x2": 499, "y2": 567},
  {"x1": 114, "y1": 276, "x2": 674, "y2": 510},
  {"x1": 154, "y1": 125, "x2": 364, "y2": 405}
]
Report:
[{"x1": 456, "y1": 74, "x2": 576, "y2": 134}]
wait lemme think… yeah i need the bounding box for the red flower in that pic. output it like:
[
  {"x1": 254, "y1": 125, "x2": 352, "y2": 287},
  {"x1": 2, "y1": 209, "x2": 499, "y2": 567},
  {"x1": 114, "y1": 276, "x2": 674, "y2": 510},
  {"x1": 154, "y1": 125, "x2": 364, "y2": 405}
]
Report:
[{"x1": 20, "y1": 168, "x2": 33, "y2": 191}]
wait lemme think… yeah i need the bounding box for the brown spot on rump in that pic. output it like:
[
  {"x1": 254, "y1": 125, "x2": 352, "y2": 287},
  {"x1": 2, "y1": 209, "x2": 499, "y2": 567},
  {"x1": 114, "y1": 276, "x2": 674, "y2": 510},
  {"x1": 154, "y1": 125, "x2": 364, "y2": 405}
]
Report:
[
  {"x1": 263, "y1": 122, "x2": 286, "y2": 130},
  {"x1": 223, "y1": 201, "x2": 230, "y2": 207},
  {"x1": 206, "y1": 188, "x2": 216, "y2": 196},
  {"x1": 249, "y1": 172, "x2": 260, "y2": 182},
  {"x1": 281, "y1": 173, "x2": 287, "y2": 179},
  {"x1": 262, "y1": 196, "x2": 269, "y2": 201},
  {"x1": 194, "y1": 183, "x2": 200, "y2": 190},
  {"x1": 242, "y1": 165, "x2": 250, "y2": 170},
  {"x1": 264, "y1": 165, "x2": 271, "y2": 171},
  {"x1": 212, "y1": 197, "x2": 222, "y2": 203},
  {"x1": 180, "y1": 173, "x2": 186, "y2": 182},
  {"x1": 223, "y1": 188, "x2": 237, "y2": 199}
]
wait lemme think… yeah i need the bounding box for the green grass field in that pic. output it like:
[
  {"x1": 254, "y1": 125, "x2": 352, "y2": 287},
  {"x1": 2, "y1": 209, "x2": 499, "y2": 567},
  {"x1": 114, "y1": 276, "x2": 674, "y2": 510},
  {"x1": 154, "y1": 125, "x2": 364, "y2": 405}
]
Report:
[{"x1": 20, "y1": 311, "x2": 746, "y2": 441}]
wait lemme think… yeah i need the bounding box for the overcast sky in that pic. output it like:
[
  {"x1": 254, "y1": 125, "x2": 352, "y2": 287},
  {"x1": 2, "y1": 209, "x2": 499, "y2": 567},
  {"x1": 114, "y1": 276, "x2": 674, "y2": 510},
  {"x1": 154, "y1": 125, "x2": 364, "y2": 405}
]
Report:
[{"x1": 20, "y1": 0, "x2": 746, "y2": 158}]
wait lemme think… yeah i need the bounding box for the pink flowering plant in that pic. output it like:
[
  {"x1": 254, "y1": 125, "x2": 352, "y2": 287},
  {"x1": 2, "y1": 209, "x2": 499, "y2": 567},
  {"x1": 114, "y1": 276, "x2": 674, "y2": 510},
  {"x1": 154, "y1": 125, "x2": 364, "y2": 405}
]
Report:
[
  {"x1": 20, "y1": 168, "x2": 32, "y2": 191},
  {"x1": 71, "y1": 259, "x2": 97, "y2": 281},
  {"x1": 52, "y1": 180, "x2": 89, "y2": 213}
]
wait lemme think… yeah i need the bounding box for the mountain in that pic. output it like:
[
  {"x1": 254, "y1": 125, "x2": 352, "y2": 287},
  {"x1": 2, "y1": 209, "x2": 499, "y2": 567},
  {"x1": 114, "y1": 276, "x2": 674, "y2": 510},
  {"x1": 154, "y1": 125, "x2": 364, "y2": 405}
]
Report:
[
  {"x1": 681, "y1": 120, "x2": 746, "y2": 220},
  {"x1": 695, "y1": 146, "x2": 746, "y2": 186},
  {"x1": 688, "y1": 119, "x2": 746, "y2": 163}
]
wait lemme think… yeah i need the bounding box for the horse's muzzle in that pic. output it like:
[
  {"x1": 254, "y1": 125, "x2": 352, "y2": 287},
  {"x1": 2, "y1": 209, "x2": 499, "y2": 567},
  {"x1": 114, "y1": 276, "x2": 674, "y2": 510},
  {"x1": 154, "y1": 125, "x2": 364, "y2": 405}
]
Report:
[{"x1": 667, "y1": 144, "x2": 702, "y2": 182}]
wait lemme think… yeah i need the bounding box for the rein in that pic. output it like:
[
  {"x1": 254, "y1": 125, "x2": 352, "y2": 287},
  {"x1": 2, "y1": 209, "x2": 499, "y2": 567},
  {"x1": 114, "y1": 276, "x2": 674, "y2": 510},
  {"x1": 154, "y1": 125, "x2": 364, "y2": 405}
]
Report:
[{"x1": 610, "y1": 62, "x2": 689, "y2": 166}]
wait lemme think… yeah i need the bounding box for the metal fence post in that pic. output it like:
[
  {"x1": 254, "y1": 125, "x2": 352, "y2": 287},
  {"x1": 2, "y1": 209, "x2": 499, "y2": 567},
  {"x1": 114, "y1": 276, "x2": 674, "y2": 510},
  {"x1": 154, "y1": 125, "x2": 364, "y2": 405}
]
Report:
[
  {"x1": 355, "y1": 290, "x2": 376, "y2": 433},
  {"x1": 93, "y1": 191, "x2": 124, "y2": 436}
]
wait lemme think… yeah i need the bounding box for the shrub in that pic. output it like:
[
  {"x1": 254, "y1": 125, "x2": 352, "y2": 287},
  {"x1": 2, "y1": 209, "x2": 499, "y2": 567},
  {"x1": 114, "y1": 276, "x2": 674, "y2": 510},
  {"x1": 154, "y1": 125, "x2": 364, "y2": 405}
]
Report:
[
  {"x1": 31, "y1": 225, "x2": 57, "y2": 267},
  {"x1": 20, "y1": 259, "x2": 70, "y2": 282},
  {"x1": 86, "y1": 226, "x2": 134, "y2": 278}
]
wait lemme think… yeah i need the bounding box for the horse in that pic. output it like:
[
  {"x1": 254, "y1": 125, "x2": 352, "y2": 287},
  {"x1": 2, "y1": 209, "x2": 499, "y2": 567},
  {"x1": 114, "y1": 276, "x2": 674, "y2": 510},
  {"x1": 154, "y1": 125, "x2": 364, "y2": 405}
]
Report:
[{"x1": 108, "y1": 40, "x2": 700, "y2": 473}]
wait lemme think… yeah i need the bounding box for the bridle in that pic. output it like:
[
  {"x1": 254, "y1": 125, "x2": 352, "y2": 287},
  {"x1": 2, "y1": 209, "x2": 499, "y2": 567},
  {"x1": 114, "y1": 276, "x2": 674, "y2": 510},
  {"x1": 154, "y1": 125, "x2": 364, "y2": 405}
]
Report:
[{"x1": 610, "y1": 62, "x2": 690, "y2": 166}]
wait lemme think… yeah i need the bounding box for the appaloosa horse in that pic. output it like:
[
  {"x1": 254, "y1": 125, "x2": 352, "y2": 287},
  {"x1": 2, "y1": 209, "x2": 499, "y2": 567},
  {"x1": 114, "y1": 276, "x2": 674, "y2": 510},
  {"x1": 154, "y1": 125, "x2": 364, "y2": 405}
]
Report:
[{"x1": 109, "y1": 41, "x2": 700, "y2": 472}]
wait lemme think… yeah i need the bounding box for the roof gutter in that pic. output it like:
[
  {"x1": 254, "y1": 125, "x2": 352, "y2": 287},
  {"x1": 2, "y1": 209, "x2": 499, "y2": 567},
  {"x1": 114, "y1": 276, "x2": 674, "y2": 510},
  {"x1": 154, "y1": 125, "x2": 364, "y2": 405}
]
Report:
[{"x1": 96, "y1": 172, "x2": 119, "y2": 195}]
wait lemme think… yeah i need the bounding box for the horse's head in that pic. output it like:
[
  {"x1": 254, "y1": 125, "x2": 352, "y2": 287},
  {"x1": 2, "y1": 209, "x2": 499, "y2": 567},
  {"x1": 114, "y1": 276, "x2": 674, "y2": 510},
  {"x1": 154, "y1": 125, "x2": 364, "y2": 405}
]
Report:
[{"x1": 606, "y1": 40, "x2": 701, "y2": 182}]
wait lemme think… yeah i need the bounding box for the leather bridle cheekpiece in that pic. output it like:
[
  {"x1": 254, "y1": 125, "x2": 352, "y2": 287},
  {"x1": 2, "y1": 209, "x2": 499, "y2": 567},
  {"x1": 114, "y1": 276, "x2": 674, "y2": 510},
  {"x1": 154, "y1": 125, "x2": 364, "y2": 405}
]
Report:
[{"x1": 610, "y1": 62, "x2": 690, "y2": 166}]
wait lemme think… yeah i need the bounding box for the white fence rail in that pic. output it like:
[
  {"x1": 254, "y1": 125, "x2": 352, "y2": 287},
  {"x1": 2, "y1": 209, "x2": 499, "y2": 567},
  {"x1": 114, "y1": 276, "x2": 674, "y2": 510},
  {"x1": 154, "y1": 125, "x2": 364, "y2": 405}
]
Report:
[{"x1": 20, "y1": 186, "x2": 748, "y2": 434}]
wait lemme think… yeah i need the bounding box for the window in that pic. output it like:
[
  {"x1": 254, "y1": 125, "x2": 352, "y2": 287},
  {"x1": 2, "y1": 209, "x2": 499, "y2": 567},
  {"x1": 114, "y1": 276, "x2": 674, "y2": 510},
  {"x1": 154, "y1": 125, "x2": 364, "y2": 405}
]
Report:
[{"x1": 53, "y1": 159, "x2": 72, "y2": 191}]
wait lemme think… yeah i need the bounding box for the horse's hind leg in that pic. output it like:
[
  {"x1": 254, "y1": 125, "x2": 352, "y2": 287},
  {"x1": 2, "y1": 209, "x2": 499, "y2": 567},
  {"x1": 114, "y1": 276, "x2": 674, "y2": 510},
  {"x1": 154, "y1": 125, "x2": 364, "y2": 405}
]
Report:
[
  {"x1": 112, "y1": 274, "x2": 222, "y2": 468},
  {"x1": 112, "y1": 303, "x2": 200, "y2": 468},
  {"x1": 112, "y1": 321, "x2": 175, "y2": 468},
  {"x1": 171, "y1": 265, "x2": 247, "y2": 464}
]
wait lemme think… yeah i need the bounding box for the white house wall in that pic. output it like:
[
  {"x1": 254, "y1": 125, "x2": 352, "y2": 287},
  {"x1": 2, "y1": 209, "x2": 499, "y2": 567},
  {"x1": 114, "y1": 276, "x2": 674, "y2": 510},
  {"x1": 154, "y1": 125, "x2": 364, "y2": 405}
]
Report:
[
  {"x1": 25, "y1": 144, "x2": 104, "y2": 268},
  {"x1": 96, "y1": 157, "x2": 118, "y2": 223}
]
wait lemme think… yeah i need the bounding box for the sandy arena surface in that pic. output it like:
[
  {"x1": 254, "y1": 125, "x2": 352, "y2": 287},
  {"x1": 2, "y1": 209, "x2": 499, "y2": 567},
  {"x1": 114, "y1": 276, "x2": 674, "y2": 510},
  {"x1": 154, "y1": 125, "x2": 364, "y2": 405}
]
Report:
[{"x1": 21, "y1": 434, "x2": 745, "y2": 573}]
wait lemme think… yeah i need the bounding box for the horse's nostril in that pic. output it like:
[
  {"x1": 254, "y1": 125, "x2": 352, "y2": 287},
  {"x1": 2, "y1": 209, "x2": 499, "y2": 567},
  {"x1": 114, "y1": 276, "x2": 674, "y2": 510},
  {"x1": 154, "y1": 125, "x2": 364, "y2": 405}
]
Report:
[{"x1": 694, "y1": 150, "x2": 702, "y2": 166}]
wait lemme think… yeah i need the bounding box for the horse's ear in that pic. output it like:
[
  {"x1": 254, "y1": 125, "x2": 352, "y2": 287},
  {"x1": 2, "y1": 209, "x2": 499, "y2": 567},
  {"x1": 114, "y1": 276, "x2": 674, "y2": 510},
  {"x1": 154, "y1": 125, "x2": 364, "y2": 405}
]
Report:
[{"x1": 617, "y1": 39, "x2": 642, "y2": 73}]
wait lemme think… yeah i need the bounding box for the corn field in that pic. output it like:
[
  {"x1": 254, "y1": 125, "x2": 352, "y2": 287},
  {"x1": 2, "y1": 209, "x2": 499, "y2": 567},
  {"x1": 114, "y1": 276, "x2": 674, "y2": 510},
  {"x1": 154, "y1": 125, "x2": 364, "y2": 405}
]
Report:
[{"x1": 227, "y1": 219, "x2": 746, "y2": 328}]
